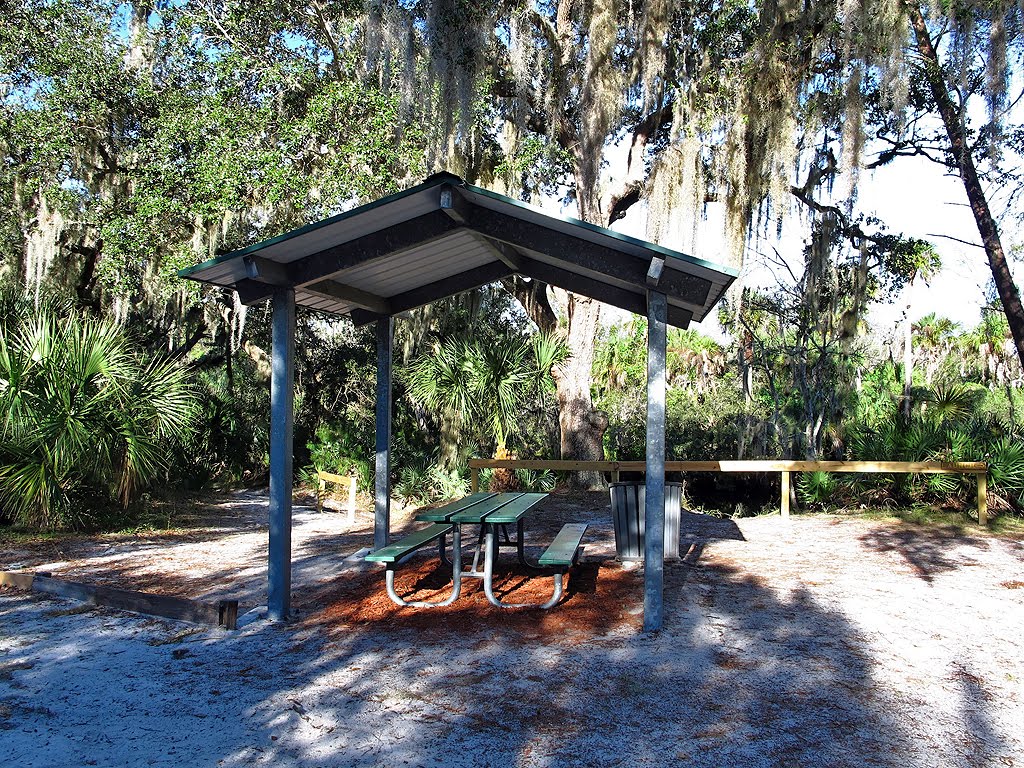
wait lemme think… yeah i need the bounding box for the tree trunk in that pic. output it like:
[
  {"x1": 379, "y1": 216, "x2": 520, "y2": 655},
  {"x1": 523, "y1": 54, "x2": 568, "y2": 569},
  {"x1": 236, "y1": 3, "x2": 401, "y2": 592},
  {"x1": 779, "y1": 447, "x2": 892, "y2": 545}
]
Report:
[
  {"x1": 553, "y1": 294, "x2": 607, "y2": 489},
  {"x1": 907, "y1": 4, "x2": 1024, "y2": 369},
  {"x1": 902, "y1": 273, "x2": 915, "y2": 419},
  {"x1": 503, "y1": 276, "x2": 608, "y2": 488}
]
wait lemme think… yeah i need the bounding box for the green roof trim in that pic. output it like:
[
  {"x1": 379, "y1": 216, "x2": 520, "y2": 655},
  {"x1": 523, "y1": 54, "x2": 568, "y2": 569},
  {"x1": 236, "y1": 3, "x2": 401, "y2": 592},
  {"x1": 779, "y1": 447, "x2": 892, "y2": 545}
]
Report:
[
  {"x1": 460, "y1": 180, "x2": 740, "y2": 278},
  {"x1": 177, "y1": 170, "x2": 739, "y2": 282},
  {"x1": 176, "y1": 172, "x2": 463, "y2": 279}
]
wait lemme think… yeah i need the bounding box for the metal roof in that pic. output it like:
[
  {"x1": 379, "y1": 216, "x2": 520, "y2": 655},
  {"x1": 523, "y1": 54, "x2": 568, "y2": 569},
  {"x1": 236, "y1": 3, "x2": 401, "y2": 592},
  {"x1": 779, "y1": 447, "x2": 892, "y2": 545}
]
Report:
[{"x1": 179, "y1": 173, "x2": 738, "y2": 328}]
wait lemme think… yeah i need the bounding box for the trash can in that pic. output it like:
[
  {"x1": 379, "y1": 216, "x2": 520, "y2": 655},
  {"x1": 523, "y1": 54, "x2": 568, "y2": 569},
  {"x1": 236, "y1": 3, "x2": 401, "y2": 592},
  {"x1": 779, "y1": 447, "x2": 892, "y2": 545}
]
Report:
[{"x1": 608, "y1": 481, "x2": 683, "y2": 561}]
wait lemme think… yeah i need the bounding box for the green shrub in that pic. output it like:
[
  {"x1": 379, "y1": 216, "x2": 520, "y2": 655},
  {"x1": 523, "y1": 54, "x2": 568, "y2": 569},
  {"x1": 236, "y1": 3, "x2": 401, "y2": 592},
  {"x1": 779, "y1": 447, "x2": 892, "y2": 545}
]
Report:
[
  {"x1": 987, "y1": 435, "x2": 1024, "y2": 508},
  {"x1": 515, "y1": 468, "x2": 557, "y2": 492},
  {"x1": 0, "y1": 303, "x2": 196, "y2": 529},
  {"x1": 305, "y1": 423, "x2": 374, "y2": 492},
  {"x1": 797, "y1": 471, "x2": 838, "y2": 506}
]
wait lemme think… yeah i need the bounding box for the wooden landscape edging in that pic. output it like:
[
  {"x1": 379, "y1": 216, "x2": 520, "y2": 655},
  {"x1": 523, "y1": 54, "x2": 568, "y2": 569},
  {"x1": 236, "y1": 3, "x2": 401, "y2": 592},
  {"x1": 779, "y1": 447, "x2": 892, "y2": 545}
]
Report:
[
  {"x1": 467, "y1": 458, "x2": 990, "y2": 525},
  {"x1": 0, "y1": 571, "x2": 239, "y2": 630}
]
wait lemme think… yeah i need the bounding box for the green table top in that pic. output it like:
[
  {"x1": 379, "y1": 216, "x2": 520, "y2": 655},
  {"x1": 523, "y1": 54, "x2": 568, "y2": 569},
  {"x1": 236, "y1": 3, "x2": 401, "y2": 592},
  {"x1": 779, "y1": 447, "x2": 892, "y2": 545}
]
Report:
[
  {"x1": 414, "y1": 492, "x2": 498, "y2": 522},
  {"x1": 476, "y1": 492, "x2": 548, "y2": 524},
  {"x1": 415, "y1": 492, "x2": 548, "y2": 525}
]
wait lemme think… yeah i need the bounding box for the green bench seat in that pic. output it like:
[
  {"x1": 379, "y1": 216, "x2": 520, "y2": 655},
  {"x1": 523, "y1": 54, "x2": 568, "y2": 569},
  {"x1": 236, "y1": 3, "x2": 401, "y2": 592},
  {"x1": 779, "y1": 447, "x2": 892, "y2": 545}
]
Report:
[
  {"x1": 483, "y1": 521, "x2": 588, "y2": 609},
  {"x1": 364, "y1": 523, "x2": 453, "y2": 564},
  {"x1": 538, "y1": 523, "x2": 588, "y2": 567},
  {"x1": 365, "y1": 522, "x2": 462, "y2": 607}
]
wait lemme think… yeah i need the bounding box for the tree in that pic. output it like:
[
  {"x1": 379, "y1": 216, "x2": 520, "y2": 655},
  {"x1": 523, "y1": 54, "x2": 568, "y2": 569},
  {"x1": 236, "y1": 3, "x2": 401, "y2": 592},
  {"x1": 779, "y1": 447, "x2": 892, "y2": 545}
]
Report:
[
  {"x1": 362, "y1": 0, "x2": 769, "y2": 485},
  {"x1": 405, "y1": 332, "x2": 567, "y2": 463},
  {"x1": 0, "y1": 0, "x2": 428, "y2": 352},
  {"x1": 873, "y1": 3, "x2": 1024, "y2": 368}
]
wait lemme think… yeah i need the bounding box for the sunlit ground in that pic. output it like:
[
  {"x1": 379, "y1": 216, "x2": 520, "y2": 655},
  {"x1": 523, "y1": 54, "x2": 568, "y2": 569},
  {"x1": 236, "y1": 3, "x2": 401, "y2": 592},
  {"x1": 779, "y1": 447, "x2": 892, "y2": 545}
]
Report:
[{"x1": 1, "y1": 493, "x2": 1022, "y2": 767}]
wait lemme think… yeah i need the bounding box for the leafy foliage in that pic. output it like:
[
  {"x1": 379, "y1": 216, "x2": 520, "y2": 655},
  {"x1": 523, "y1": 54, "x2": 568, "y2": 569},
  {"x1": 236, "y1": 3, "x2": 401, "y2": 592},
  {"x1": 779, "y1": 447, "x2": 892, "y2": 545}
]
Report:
[
  {"x1": 0, "y1": 293, "x2": 196, "y2": 529},
  {"x1": 405, "y1": 331, "x2": 568, "y2": 459}
]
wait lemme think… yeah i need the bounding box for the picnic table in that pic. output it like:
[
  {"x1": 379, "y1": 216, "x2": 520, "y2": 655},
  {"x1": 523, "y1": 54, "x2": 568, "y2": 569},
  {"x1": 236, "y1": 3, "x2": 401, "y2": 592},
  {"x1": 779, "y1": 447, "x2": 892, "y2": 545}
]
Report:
[{"x1": 365, "y1": 492, "x2": 587, "y2": 610}]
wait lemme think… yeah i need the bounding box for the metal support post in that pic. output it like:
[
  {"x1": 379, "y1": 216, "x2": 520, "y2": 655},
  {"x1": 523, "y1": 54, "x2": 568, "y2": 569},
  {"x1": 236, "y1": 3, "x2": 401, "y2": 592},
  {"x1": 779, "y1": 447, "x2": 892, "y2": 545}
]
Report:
[
  {"x1": 374, "y1": 317, "x2": 394, "y2": 551},
  {"x1": 644, "y1": 290, "x2": 667, "y2": 632},
  {"x1": 268, "y1": 287, "x2": 295, "y2": 622}
]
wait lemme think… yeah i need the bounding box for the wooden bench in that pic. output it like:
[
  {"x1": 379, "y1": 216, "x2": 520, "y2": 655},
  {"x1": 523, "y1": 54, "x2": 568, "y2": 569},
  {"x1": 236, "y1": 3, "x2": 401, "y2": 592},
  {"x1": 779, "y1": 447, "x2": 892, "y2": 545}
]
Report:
[
  {"x1": 364, "y1": 523, "x2": 460, "y2": 607},
  {"x1": 484, "y1": 522, "x2": 588, "y2": 609}
]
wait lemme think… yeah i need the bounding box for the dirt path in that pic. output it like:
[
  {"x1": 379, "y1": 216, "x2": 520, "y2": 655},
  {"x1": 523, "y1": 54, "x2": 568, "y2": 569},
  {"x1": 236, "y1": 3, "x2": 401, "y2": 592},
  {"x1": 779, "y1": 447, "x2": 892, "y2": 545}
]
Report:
[{"x1": 1, "y1": 492, "x2": 1022, "y2": 767}]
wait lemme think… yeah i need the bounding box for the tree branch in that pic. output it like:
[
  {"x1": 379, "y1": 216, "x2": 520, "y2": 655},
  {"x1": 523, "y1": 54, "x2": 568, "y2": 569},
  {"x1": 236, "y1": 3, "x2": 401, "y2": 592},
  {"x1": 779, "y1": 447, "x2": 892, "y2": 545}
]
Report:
[
  {"x1": 924, "y1": 232, "x2": 985, "y2": 249},
  {"x1": 605, "y1": 101, "x2": 676, "y2": 224},
  {"x1": 500, "y1": 275, "x2": 557, "y2": 334}
]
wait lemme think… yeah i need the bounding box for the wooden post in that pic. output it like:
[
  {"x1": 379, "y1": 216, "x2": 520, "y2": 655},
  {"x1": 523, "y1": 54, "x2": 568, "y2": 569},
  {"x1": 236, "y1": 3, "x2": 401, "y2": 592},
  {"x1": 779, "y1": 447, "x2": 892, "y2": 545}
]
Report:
[
  {"x1": 268, "y1": 287, "x2": 295, "y2": 622},
  {"x1": 374, "y1": 317, "x2": 393, "y2": 551},
  {"x1": 978, "y1": 472, "x2": 988, "y2": 525},
  {"x1": 781, "y1": 471, "x2": 790, "y2": 520},
  {"x1": 470, "y1": 466, "x2": 479, "y2": 493},
  {"x1": 644, "y1": 291, "x2": 667, "y2": 633},
  {"x1": 611, "y1": 471, "x2": 620, "y2": 483},
  {"x1": 347, "y1": 474, "x2": 357, "y2": 525},
  {"x1": 317, "y1": 473, "x2": 326, "y2": 514}
]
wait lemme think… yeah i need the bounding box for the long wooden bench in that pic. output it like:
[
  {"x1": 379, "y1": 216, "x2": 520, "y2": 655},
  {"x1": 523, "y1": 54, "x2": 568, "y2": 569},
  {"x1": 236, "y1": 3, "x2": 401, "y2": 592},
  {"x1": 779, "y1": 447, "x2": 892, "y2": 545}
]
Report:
[{"x1": 484, "y1": 522, "x2": 588, "y2": 609}]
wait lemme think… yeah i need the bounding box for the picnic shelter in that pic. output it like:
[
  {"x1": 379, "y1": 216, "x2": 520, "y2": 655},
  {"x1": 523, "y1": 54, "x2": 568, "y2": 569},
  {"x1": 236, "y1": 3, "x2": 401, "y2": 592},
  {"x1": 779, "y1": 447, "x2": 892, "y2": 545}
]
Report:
[{"x1": 179, "y1": 172, "x2": 738, "y2": 631}]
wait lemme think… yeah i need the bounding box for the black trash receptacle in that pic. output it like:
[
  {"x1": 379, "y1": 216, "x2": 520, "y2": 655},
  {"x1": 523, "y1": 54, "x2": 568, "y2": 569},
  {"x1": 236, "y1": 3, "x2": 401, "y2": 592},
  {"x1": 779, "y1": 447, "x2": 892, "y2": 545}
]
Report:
[{"x1": 609, "y1": 481, "x2": 683, "y2": 561}]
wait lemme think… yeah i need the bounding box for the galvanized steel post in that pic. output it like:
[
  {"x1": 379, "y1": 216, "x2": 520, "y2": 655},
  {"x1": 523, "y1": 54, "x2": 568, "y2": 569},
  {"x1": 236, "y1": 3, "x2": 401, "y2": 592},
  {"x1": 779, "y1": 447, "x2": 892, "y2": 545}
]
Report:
[
  {"x1": 644, "y1": 290, "x2": 667, "y2": 632},
  {"x1": 374, "y1": 317, "x2": 394, "y2": 551},
  {"x1": 268, "y1": 287, "x2": 295, "y2": 621}
]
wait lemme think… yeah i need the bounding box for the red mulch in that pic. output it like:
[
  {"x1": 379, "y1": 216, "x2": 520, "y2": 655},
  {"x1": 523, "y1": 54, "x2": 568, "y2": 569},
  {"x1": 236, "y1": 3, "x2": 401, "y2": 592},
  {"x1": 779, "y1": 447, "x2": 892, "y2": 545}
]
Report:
[{"x1": 297, "y1": 556, "x2": 643, "y2": 641}]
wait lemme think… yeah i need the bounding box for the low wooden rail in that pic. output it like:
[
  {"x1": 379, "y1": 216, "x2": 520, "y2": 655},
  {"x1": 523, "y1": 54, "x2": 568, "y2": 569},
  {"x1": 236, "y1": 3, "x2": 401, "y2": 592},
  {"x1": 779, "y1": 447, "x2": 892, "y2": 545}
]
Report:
[
  {"x1": 468, "y1": 459, "x2": 990, "y2": 524},
  {"x1": 0, "y1": 571, "x2": 239, "y2": 629},
  {"x1": 317, "y1": 470, "x2": 358, "y2": 524}
]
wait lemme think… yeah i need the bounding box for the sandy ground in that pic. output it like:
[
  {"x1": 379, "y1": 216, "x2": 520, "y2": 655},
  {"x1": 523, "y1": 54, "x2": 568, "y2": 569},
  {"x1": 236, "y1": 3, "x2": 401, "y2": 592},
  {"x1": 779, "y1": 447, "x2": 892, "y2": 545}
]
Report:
[{"x1": 1, "y1": 490, "x2": 1023, "y2": 767}]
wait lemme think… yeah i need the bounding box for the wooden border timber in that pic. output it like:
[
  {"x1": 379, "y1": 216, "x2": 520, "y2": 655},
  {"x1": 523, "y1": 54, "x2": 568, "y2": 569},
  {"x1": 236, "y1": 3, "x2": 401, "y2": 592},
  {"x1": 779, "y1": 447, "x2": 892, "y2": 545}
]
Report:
[
  {"x1": 316, "y1": 470, "x2": 358, "y2": 524},
  {"x1": 0, "y1": 571, "x2": 239, "y2": 630},
  {"x1": 467, "y1": 459, "x2": 989, "y2": 524}
]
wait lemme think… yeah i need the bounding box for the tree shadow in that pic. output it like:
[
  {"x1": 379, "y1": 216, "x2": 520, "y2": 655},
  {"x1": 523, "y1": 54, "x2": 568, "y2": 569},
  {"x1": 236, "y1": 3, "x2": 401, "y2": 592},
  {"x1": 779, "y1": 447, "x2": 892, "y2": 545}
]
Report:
[
  {"x1": 3, "y1": 535, "x2": 1016, "y2": 767},
  {"x1": 858, "y1": 523, "x2": 992, "y2": 583},
  {"x1": 2, "y1": 494, "x2": 1018, "y2": 767},
  {"x1": 680, "y1": 507, "x2": 746, "y2": 542}
]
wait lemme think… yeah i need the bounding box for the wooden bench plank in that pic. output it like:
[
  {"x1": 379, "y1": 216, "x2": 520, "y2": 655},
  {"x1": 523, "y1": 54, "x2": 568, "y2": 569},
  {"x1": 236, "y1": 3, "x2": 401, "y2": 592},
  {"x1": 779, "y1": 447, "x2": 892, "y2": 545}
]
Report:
[
  {"x1": 539, "y1": 523, "x2": 588, "y2": 566},
  {"x1": 364, "y1": 523, "x2": 453, "y2": 563},
  {"x1": 482, "y1": 493, "x2": 548, "y2": 524},
  {"x1": 414, "y1": 492, "x2": 497, "y2": 522},
  {"x1": 450, "y1": 492, "x2": 525, "y2": 523}
]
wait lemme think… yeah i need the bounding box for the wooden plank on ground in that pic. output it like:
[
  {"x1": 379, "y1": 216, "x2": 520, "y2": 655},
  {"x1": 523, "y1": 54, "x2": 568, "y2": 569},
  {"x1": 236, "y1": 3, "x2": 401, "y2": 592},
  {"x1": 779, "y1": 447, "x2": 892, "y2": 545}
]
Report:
[
  {"x1": 0, "y1": 571, "x2": 37, "y2": 590},
  {"x1": 3, "y1": 572, "x2": 239, "y2": 629}
]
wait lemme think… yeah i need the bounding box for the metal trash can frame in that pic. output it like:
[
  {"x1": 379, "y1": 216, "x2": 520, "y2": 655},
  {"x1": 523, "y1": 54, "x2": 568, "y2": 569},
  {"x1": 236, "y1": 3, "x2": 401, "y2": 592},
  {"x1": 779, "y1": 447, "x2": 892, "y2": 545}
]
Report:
[{"x1": 608, "y1": 481, "x2": 683, "y2": 561}]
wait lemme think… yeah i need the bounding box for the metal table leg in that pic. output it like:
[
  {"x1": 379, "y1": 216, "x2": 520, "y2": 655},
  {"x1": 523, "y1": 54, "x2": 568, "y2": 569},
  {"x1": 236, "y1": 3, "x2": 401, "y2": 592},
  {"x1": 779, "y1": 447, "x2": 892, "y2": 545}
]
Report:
[
  {"x1": 482, "y1": 523, "x2": 567, "y2": 609},
  {"x1": 384, "y1": 526, "x2": 463, "y2": 608},
  {"x1": 514, "y1": 519, "x2": 545, "y2": 571}
]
